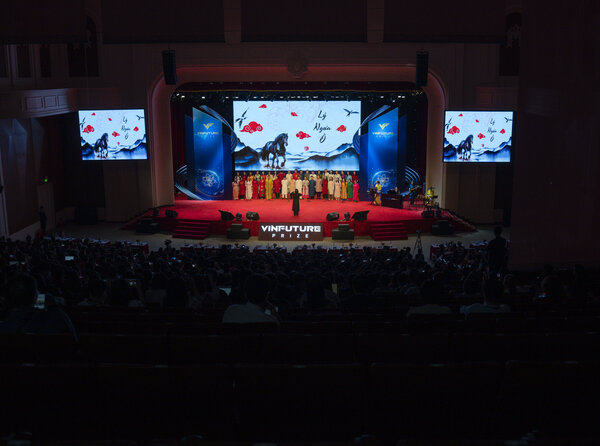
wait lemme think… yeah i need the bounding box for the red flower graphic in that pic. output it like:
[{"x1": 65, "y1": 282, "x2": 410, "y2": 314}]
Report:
[
  {"x1": 458, "y1": 113, "x2": 463, "y2": 117},
  {"x1": 296, "y1": 131, "x2": 311, "y2": 140},
  {"x1": 447, "y1": 126, "x2": 460, "y2": 135},
  {"x1": 304, "y1": 146, "x2": 309, "y2": 151},
  {"x1": 477, "y1": 133, "x2": 486, "y2": 139},
  {"x1": 91, "y1": 113, "x2": 96, "y2": 116},
  {"x1": 336, "y1": 125, "x2": 347, "y2": 132},
  {"x1": 112, "y1": 131, "x2": 120, "y2": 137},
  {"x1": 475, "y1": 119, "x2": 479, "y2": 123},
  {"x1": 117, "y1": 142, "x2": 120, "y2": 145},
  {"x1": 82, "y1": 125, "x2": 95, "y2": 133},
  {"x1": 108, "y1": 118, "x2": 112, "y2": 121},
  {"x1": 133, "y1": 126, "x2": 139, "y2": 132},
  {"x1": 241, "y1": 121, "x2": 263, "y2": 134},
  {"x1": 500, "y1": 129, "x2": 505, "y2": 134},
  {"x1": 482, "y1": 144, "x2": 485, "y2": 147},
  {"x1": 259, "y1": 104, "x2": 267, "y2": 108},
  {"x1": 291, "y1": 112, "x2": 298, "y2": 117}
]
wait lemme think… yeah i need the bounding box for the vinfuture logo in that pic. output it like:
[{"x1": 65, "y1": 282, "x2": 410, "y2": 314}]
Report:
[{"x1": 258, "y1": 223, "x2": 324, "y2": 241}]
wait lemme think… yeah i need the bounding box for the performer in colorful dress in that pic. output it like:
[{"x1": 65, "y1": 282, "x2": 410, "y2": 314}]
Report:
[
  {"x1": 245, "y1": 177, "x2": 253, "y2": 200},
  {"x1": 322, "y1": 176, "x2": 328, "y2": 200},
  {"x1": 265, "y1": 174, "x2": 273, "y2": 200},
  {"x1": 281, "y1": 175, "x2": 288, "y2": 199},
  {"x1": 258, "y1": 175, "x2": 266, "y2": 199},
  {"x1": 273, "y1": 174, "x2": 281, "y2": 199},
  {"x1": 252, "y1": 176, "x2": 259, "y2": 199},
  {"x1": 346, "y1": 179, "x2": 353, "y2": 201},
  {"x1": 341, "y1": 179, "x2": 348, "y2": 201},
  {"x1": 238, "y1": 176, "x2": 246, "y2": 200},
  {"x1": 334, "y1": 179, "x2": 341, "y2": 201},
  {"x1": 302, "y1": 178, "x2": 309, "y2": 198},
  {"x1": 287, "y1": 177, "x2": 295, "y2": 199},
  {"x1": 353, "y1": 180, "x2": 359, "y2": 202},
  {"x1": 315, "y1": 175, "x2": 322, "y2": 199},
  {"x1": 328, "y1": 177, "x2": 335, "y2": 200},
  {"x1": 232, "y1": 178, "x2": 239, "y2": 200}
]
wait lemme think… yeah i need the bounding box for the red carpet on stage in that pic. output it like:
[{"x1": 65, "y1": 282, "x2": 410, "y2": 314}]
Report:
[{"x1": 127, "y1": 199, "x2": 476, "y2": 240}]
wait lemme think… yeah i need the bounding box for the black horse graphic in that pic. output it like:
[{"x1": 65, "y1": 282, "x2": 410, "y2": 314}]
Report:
[
  {"x1": 260, "y1": 133, "x2": 288, "y2": 169},
  {"x1": 457, "y1": 134, "x2": 473, "y2": 160},
  {"x1": 93, "y1": 133, "x2": 109, "y2": 158}
]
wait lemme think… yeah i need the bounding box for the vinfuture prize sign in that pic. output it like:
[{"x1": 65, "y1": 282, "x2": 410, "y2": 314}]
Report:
[{"x1": 258, "y1": 223, "x2": 324, "y2": 241}]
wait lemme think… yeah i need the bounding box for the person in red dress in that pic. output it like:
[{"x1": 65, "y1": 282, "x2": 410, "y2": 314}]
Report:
[
  {"x1": 322, "y1": 176, "x2": 328, "y2": 200},
  {"x1": 252, "y1": 176, "x2": 259, "y2": 199},
  {"x1": 277, "y1": 171, "x2": 285, "y2": 182},
  {"x1": 258, "y1": 175, "x2": 266, "y2": 199},
  {"x1": 352, "y1": 171, "x2": 359, "y2": 182},
  {"x1": 292, "y1": 169, "x2": 299, "y2": 180},
  {"x1": 273, "y1": 175, "x2": 282, "y2": 199}
]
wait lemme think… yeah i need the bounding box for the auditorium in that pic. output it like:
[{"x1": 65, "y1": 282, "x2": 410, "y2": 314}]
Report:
[{"x1": 1, "y1": 1, "x2": 599, "y2": 445}]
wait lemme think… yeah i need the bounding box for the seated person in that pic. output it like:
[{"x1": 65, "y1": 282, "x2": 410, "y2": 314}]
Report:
[
  {"x1": 222, "y1": 273, "x2": 280, "y2": 324},
  {"x1": 0, "y1": 273, "x2": 77, "y2": 341},
  {"x1": 460, "y1": 277, "x2": 510, "y2": 316}
]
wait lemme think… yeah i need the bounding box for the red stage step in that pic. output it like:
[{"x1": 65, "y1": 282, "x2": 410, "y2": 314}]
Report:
[
  {"x1": 370, "y1": 222, "x2": 408, "y2": 241},
  {"x1": 172, "y1": 219, "x2": 210, "y2": 240}
]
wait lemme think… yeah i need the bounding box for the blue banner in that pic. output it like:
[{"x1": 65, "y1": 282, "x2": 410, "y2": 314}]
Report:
[
  {"x1": 188, "y1": 108, "x2": 226, "y2": 200},
  {"x1": 367, "y1": 108, "x2": 399, "y2": 193}
]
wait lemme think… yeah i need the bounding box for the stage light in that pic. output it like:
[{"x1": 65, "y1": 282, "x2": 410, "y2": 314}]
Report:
[
  {"x1": 181, "y1": 95, "x2": 185, "y2": 98},
  {"x1": 201, "y1": 96, "x2": 205, "y2": 99}
]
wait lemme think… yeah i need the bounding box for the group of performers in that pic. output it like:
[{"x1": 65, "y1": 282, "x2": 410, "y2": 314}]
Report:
[{"x1": 232, "y1": 169, "x2": 360, "y2": 202}]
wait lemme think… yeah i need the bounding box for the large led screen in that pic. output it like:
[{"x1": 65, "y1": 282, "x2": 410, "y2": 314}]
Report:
[
  {"x1": 443, "y1": 111, "x2": 513, "y2": 162},
  {"x1": 233, "y1": 101, "x2": 361, "y2": 171},
  {"x1": 79, "y1": 109, "x2": 147, "y2": 160}
]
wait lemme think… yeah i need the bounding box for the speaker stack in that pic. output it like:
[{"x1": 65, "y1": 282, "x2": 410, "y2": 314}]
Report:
[
  {"x1": 246, "y1": 211, "x2": 260, "y2": 221},
  {"x1": 162, "y1": 50, "x2": 177, "y2": 85},
  {"x1": 416, "y1": 51, "x2": 429, "y2": 87},
  {"x1": 227, "y1": 223, "x2": 250, "y2": 240},
  {"x1": 332, "y1": 223, "x2": 355, "y2": 241},
  {"x1": 326, "y1": 212, "x2": 340, "y2": 221}
]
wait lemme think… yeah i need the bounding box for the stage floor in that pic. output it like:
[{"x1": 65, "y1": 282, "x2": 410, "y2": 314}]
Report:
[
  {"x1": 166, "y1": 198, "x2": 423, "y2": 223},
  {"x1": 131, "y1": 199, "x2": 476, "y2": 239}
]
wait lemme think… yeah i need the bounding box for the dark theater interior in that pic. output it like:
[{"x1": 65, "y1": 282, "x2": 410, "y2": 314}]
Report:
[{"x1": 0, "y1": 1, "x2": 599, "y2": 445}]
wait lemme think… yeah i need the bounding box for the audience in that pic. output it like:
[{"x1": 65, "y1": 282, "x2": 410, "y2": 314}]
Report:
[{"x1": 0, "y1": 235, "x2": 597, "y2": 322}]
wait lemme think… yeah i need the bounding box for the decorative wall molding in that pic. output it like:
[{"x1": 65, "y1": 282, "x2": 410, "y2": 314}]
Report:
[{"x1": 0, "y1": 87, "x2": 122, "y2": 118}]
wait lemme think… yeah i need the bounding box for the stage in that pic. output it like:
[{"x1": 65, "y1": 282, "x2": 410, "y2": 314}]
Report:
[{"x1": 126, "y1": 199, "x2": 475, "y2": 240}]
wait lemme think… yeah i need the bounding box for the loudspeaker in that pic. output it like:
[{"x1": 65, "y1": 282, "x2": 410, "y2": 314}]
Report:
[
  {"x1": 230, "y1": 223, "x2": 243, "y2": 231},
  {"x1": 332, "y1": 229, "x2": 355, "y2": 240},
  {"x1": 219, "y1": 210, "x2": 235, "y2": 221},
  {"x1": 165, "y1": 209, "x2": 178, "y2": 218},
  {"x1": 236, "y1": 212, "x2": 243, "y2": 221},
  {"x1": 326, "y1": 212, "x2": 340, "y2": 221},
  {"x1": 352, "y1": 210, "x2": 369, "y2": 221},
  {"x1": 338, "y1": 224, "x2": 350, "y2": 231},
  {"x1": 421, "y1": 210, "x2": 434, "y2": 218},
  {"x1": 416, "y1": 51, "x2": 429, "y2": 87},
  {"x1": 162, "y1": 50, "x2": 177, "y2": 85},
  {"x1": 136, "y1": 218, "x2": 160, "y2": 234},
  {"x1": 344, "y1": 212, "x2": 351, "y2": 221},
  {"x1": 246, "y1": 211, "x2": 260, "y2": 220}
]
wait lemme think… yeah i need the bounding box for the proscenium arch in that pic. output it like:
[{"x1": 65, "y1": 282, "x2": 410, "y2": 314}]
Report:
[{"x1": 148, "y1": 65, "x2": 448, "y2": 207}]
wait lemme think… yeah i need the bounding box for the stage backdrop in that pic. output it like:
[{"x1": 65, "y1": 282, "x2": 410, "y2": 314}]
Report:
[
  {"x1": 232, "y1": 100, "x2": 361, "y2": 172},
  {"x1": 185, "y1": 108, "x2": 231, "y2": 200},
  {"x1": 359, "y1": 108, "x2": 406, "y2": 200}
]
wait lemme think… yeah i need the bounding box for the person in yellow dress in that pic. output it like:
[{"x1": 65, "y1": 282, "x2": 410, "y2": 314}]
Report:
[
  {"x1": 341, "y1": 178, "x2": 347, "y2": 200},
  {"x1": 375, "y1": 180, "x2": 382, "y2": 205},
  {"x1": 265, "y1": 173, "x2": 273, "y2": 200}
]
